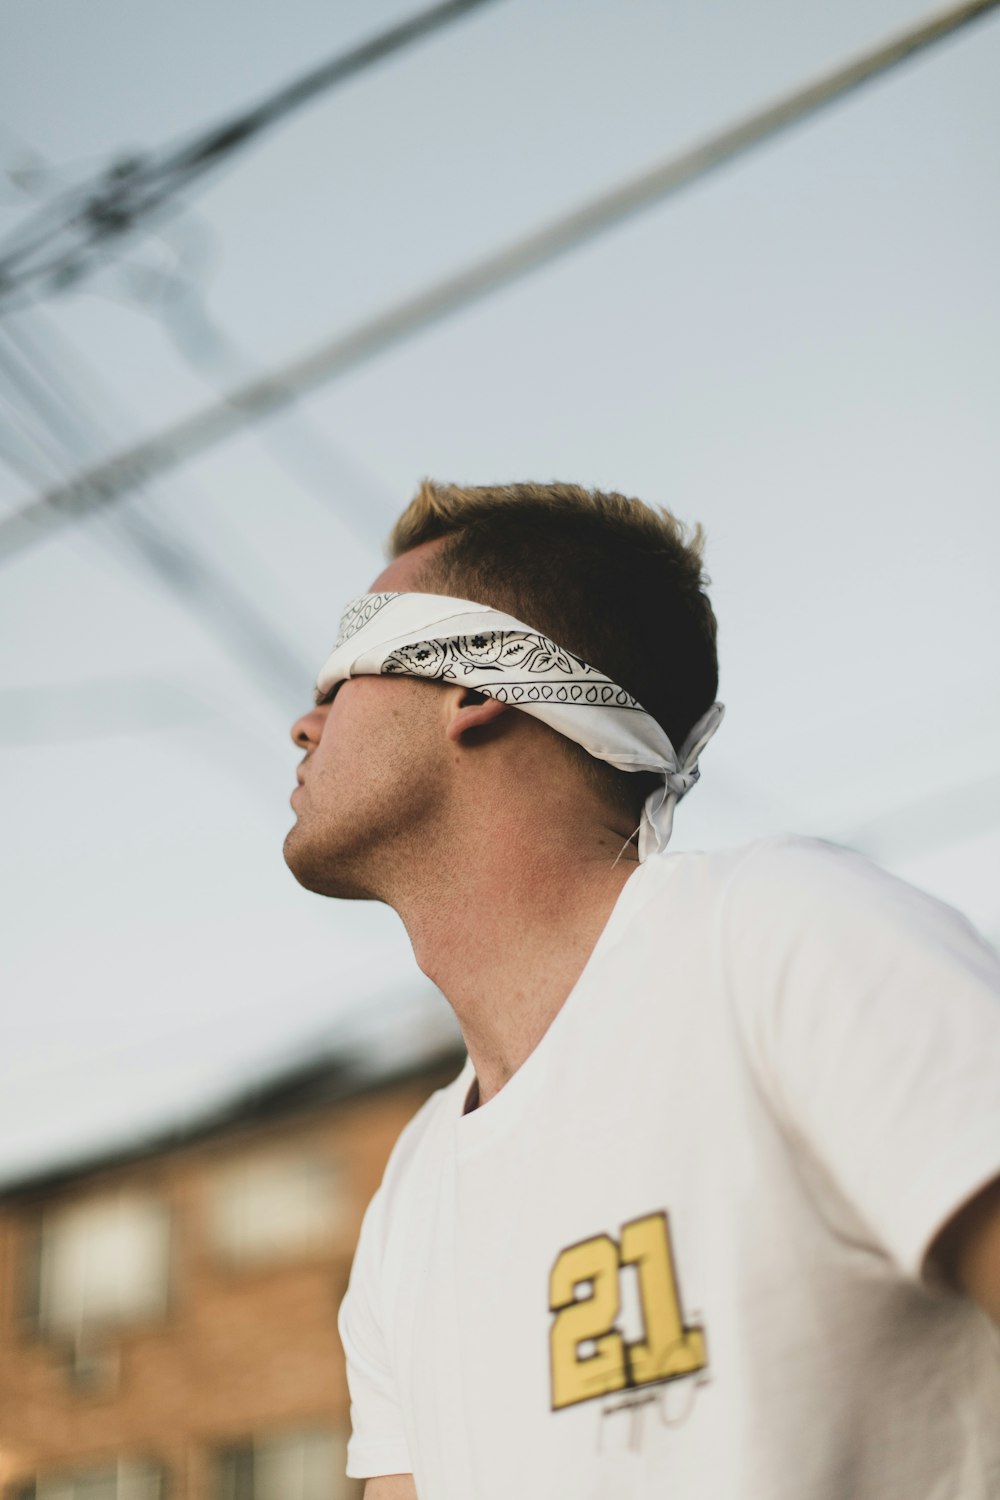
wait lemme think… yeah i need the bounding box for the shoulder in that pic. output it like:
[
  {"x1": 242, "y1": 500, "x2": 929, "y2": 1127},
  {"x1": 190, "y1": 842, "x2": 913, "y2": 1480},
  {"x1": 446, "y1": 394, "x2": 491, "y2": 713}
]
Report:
[
  {"x1": 623, "y1": 835, "x2": 995, "y2": 989},
  {"x1": 709, "y1": 835, "x2": 1000, "y2": 1092},
  {"x1": 632, "y1": 833, "x2": 915, "y2": 935},
  {"x1": 637, "y1": 834, "x2": 1000, "y2": 1068},
  {"x1": 639, "y1": 831, "x2": 874, "y2": 896},
  {"x1": 718, "y1": 833, "x2": 993, "y2": 960},
  {"x1": 722, "y1": 831, "x2": 921, "y2": 903},
  {"x1": 614, "y1": 836, "x2": 890, "y2": 956}
]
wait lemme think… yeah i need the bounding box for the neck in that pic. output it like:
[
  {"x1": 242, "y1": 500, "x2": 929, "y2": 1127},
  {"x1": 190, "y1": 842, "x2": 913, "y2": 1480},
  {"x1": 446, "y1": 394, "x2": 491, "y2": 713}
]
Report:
[{"x1": 391, "y1": 806, "x2": 639, "y2": 1106}]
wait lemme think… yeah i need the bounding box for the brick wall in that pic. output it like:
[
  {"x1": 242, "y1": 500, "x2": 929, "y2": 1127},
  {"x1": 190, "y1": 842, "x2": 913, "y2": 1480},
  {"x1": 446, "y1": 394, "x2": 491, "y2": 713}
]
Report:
[{"x1": 0, "y1": 1068, "x2": 458, "y2": 1499}]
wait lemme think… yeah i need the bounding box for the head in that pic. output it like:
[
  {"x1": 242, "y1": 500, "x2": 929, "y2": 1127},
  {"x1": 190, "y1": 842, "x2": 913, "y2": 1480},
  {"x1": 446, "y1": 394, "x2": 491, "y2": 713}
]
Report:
[
  {"x1": 284, "y1": 480, "x2": 718, "y2": 898},
  {"x1": 389, "y1": 479, "x2": 719, "y2": 821}
]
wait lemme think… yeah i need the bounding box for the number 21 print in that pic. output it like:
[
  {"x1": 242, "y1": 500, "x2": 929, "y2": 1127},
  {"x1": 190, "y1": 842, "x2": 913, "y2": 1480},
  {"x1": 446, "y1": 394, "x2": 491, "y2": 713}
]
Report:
[{"x1": 549, "y1": 1211, "x2": 707, "y2": 1410}]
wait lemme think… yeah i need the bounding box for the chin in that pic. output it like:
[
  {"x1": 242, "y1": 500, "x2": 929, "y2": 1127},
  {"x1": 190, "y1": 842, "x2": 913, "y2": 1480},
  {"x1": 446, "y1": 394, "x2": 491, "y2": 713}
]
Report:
[
  {"x1": 282, "y1": 823, "x2": 380, "y2": 902},
  {"x1": 282, "y1": 823, "x2": 325, "y2": 893}
]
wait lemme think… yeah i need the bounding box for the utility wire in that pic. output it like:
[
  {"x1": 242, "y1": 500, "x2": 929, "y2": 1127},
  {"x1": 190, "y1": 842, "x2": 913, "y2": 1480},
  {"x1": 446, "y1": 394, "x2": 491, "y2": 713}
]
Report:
[
  {"x1": 0, "y1": 131, "x2": 399, "y2": 544},
  {"x1": 0, "y1": 0, "x2": 500, "y2": 311},
  {"x1": 0, "y1": 134, "x2": 389, "y2": 709},
  {"x1": 2, "y1": 0, "x2": 996, "y2": 565},
  {"x1": 107, "y1": 218, "x2": 401, "y2": 542},
  {"x1": 0, "y1": 309, "x2": 314, "y2": 712}
]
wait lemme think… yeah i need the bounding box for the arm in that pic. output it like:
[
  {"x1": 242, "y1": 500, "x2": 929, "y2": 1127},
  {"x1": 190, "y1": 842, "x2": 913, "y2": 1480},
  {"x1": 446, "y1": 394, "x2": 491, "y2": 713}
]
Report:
[
  {"x1": 364, "y1": 1477, "x2": 417, "y2": 1499},
  {"x1": 931, "y1": 1173, "x2": 1000, "y2": 1326},
  {"x1": 723, "y1": 838, "x2": 1000, "y2": 1285}
]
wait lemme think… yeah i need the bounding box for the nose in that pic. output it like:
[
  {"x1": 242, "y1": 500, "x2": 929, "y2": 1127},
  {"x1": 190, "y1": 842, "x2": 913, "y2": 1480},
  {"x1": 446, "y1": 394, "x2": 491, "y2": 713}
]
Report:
[{"x1": 290, "y1": 703, "x2": 328, "y2": 750}]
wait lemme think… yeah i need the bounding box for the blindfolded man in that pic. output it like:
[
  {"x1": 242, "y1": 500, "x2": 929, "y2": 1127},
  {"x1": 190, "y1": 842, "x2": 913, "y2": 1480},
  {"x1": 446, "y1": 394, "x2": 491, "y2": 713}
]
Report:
[{"x1": 285, "y1": 479, "x2": 1000, "y2": 1500}]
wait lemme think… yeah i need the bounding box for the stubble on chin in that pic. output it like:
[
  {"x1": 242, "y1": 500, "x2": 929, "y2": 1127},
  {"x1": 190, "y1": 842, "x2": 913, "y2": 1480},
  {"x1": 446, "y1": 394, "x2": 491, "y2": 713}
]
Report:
[{"x1": 282, "y1": 809, "x2": 384, "y2": 903}]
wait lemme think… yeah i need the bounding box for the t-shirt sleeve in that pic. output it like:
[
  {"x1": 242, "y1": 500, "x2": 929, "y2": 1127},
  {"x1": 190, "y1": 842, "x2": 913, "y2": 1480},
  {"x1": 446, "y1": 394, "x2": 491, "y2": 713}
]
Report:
[
  {"x1": 338, "y1": 1183, "x2": 413, "y2": 1480},
  {"x1": 723, "y1": 835, "x2": 1000, "y2": 1282}
]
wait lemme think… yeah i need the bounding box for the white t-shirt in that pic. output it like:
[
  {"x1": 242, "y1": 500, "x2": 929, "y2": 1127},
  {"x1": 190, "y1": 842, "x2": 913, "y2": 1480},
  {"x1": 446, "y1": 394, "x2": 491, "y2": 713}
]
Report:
[{"x1": 339, "y1": 836, "x2": 1000, "y2": 1499}]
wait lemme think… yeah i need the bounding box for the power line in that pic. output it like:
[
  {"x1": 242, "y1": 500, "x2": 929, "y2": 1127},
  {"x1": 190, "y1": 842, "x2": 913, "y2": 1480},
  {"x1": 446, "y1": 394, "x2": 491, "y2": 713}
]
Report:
[
  {"x1": 0, "y1": 132, "x2": 400, "y2": 546},
  {"x1": 0, "y1": 0, "x2": 500, "y2": 312},
  {"x1": 0, "y1": 310, "x2": 315, "y2": 711},
  {"x1": 106, "y1": 218, "x2": 402, "y2": 541},
  {"x1": 0, "y1": 134, "x2": 395, "y2": 722},
  {"x1": 2, "y1": 0, "x2": 998, "y2": 564}
]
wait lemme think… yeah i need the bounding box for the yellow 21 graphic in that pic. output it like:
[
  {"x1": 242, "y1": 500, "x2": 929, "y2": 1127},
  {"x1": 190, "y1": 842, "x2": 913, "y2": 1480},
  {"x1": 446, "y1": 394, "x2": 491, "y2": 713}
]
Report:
[{"x1": 549, "y1": 1211, "x2": 706, "y2": 1410}]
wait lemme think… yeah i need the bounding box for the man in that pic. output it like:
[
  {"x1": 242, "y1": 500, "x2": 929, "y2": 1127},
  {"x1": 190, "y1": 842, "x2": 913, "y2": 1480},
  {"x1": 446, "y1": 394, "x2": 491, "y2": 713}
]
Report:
[{"x1": 285, "y1": 480, "x2": 1000, "y2": 1500}]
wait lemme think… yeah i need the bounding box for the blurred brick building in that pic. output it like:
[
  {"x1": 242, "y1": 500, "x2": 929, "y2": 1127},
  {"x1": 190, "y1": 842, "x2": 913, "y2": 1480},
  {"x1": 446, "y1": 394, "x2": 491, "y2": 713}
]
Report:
[{"x1": 0, "y1": 1039, "x2": 464, "y2": 1500}]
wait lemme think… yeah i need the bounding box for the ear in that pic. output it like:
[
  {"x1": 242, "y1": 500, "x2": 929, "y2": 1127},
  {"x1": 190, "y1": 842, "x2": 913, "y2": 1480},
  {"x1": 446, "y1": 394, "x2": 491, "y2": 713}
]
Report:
[{"x1": 444, "y1": 688, "x2": 512, "y2": 745}]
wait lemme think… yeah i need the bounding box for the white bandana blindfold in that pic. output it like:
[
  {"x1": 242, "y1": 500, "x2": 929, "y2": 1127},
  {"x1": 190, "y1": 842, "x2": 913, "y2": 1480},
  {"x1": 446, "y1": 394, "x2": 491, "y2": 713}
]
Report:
[{"x1": 316, "y1": 592, "x2": 724, "y2": 861}]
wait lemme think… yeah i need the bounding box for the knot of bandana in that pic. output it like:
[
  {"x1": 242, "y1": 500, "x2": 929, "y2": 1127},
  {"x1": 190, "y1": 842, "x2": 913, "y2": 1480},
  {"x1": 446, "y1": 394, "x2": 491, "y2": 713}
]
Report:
[
  {"x1": 665, "y1": 768, "x2": 700, "y2": 798},
  {"x1": 316, "y1": 592, "x2": 724, "y2": 861}
]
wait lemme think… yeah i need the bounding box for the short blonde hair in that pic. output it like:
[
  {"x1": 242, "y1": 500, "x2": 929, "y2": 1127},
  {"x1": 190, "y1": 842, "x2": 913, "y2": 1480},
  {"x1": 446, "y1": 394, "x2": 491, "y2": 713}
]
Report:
[
  {"x1": 392, "y1": 478, "x2": 705, "y2": 561},
  {"x1": 389, "y1": 479, "x2": 718, "y2": 818}
]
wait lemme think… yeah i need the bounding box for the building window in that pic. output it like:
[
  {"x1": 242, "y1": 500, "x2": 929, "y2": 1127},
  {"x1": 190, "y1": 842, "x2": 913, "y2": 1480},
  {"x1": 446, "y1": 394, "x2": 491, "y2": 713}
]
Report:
[
  {"x1": 209, "y1": 1150, "x2": 344, "y2": 1266},
  {"x1": 216, "y1": 1430, "x2": 356, "y2": 1500},
  {"x1": 33, "y1": 1190, "x2": 171, "y2": 1337},
  {"x1": 12, "y1": 1459, "x2": 165, "y2": 1500}
]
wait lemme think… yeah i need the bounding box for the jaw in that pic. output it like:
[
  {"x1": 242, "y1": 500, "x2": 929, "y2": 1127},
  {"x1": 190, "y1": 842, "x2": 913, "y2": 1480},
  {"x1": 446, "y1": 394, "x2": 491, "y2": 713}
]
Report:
[
  {"x1": 283, "y1": 788, "x2": 436, "y2": 905},
  {"x1": 282, "y1": 819, "x2": 383, "y2": 903}
]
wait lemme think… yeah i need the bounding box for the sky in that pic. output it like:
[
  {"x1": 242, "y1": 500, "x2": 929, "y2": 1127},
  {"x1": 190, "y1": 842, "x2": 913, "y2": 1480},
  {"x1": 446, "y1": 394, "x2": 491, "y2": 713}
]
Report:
[{"x1": 1, "y1": 0, "x2": 998, "y2": 1182}]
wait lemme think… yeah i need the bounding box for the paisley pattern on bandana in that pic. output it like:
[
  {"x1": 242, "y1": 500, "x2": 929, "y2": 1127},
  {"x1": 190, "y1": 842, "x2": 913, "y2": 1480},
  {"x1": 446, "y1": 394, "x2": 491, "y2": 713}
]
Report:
[
  {"x1": 383, "y1": 630, "x2": 643, "y2": 710},
  {"x1": 333, "y1": 592, "x2": 397, "y2": 651},
  {"x1": 385, "y1": 638, "x2": 450, "y2": 677}
]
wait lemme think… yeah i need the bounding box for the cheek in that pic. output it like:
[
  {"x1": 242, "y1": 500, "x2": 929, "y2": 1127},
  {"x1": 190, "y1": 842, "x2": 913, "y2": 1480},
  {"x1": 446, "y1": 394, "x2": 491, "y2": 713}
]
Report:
[
  {"x1": 313, "y1": 698, "x2": 401, "y2": 788},
  {"x1": 314, "y1": 679, "x2": 443, "y2": 798}
]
